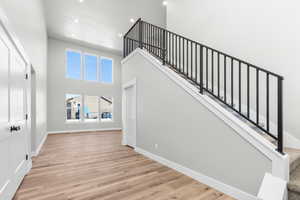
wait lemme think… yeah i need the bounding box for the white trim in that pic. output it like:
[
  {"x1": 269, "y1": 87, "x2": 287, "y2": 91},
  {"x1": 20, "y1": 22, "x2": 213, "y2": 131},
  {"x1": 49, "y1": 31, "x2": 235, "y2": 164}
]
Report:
[
  {"x1": 122, "y1": 78, "x2": 137, "y2": 148},
  {"x1": 135, "y1": 147, "x2": 261, "y2": 200},
  {"x1": 258, "y1": 173, "x2": 287, "y2": 200},
  {"x1": 47, "y1": 128, "x2": 122, "y2": 135},
  {"x1": 122, "y1": 49, "x2": 289, "y2": 181},
  {"x1": 31, "y1": 133, "x2": 48, "y2": 157}
]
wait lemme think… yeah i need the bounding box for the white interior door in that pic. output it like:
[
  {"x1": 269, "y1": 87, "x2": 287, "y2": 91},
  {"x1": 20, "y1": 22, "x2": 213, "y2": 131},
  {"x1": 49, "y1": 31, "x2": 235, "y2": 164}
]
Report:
[
  {"x1": 0, "y1": 25, "x2": 11, "y2": 200},
  {"x1": 0, "y1": 23, "x2": 29, "y2": 200},
  {"x1": 123, "y1": 82, "x2": 136, "y2": 148}
]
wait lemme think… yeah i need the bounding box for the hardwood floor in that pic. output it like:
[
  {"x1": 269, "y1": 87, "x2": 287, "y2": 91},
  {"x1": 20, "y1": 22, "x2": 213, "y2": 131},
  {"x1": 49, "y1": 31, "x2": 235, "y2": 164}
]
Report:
[{"x1": 14, "y1": 131, "x2": 235, "y2": 200}]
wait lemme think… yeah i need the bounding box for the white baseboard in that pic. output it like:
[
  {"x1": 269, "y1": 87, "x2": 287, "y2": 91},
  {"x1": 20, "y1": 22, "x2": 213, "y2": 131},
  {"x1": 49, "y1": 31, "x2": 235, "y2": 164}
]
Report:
[
  {"x1": 47, "y1": 128, "x2": 122, "y2": 135},
  {"x1": 285, "y1": 132, "x2": 300, "y2": 149},
  {"x1": 32, "y1": 133, "x2": 48, "y2": 157},
  {"x1": 135, "y1": 147, "x2": 261, "y2": 200}
]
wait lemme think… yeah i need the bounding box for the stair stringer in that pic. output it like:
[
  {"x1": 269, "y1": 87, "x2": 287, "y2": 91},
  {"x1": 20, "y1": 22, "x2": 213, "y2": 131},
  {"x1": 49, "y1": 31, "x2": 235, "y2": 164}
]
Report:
[{"x1": 122, "y1": 48, "x2": 289, "y2": 183}]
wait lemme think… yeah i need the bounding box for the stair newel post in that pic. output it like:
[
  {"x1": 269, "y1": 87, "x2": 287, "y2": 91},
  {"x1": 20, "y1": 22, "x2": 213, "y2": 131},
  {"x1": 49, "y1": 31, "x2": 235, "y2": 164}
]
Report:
[
  {"x1": 162, "y1": 29, "x2": 166, "y2": 65},
  {"x1": 200, "y1": 45, "x2": 204, "y2": 94},
  {"x1": 139, "y1": 19, "x2": 143, "y2": 49},
  {"x1": 277, "y1": 77, "x2": 284, "y2": 154}
]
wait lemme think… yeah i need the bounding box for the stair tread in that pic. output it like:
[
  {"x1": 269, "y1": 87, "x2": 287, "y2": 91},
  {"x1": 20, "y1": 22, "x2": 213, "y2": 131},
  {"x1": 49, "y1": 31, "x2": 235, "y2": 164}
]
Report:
[
  {"x1": 286, "y1": 148, "x2": 300, "y2": 160},
  {"x1": 286, "y1": 148, "x2": 300, "y2": 195}
]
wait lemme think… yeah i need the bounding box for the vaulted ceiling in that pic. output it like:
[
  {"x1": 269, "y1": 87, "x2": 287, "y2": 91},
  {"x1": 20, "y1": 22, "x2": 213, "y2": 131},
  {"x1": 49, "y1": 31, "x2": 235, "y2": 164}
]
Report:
[{"x1": 43, "y1": 0, "x2": 166, "y2": 54}]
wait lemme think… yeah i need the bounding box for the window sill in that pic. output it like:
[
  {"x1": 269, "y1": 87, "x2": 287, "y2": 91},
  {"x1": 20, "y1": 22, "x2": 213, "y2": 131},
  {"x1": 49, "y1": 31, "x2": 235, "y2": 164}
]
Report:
[
  {"x1": 101, "y1": 119, "x2": 113, "y2": 123},
  {"x1": 66, "y1": 120, "x2": 81, "y2": 124}
]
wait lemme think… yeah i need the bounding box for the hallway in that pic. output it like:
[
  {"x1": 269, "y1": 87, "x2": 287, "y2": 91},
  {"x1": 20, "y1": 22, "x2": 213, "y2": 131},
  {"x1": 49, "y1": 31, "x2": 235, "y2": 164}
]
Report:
[{"x1": 13, "y1": 131, "x2": 235, "y2": 200}]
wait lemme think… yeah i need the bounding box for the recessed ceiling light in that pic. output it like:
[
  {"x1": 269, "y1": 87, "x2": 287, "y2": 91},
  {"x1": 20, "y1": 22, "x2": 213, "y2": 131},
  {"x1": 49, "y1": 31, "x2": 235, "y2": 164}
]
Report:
[
  {"x1": 74, "y1": 18, "x2": 79, "y2": 23},
  {"x1": 162, "y1": 1, "x2": 168, "y2": 6},
  {"x1": 71, "y1": 34, "x2": 76, "y2": 37},
  {"x1": 118, "y1": 33, "x2": 123, "y2": 38},
  {"x1": 130, "y1": 18, "x2": 135, "y2": 23},
  {"x1": 78, "y1": 0, "x2": 84, "y2": 3}
]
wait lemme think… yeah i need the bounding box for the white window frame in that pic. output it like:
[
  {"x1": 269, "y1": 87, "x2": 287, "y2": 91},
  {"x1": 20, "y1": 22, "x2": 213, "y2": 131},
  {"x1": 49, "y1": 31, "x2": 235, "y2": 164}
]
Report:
[
  {"x1": 100, "y1": 96, "x2": 114, "y2": 123},
  {"x1": 65, "y1": 93, "x2": 82, "y2": 123},
  {"x1": 65, "y1": 49, "x2": 83, "y2": 80},
  {"x1": 99, "y1": 56, "x2": 114, "y2": 84},
  {"x1": 83, "y1": 52, "x2": 99, "y2": 82}
]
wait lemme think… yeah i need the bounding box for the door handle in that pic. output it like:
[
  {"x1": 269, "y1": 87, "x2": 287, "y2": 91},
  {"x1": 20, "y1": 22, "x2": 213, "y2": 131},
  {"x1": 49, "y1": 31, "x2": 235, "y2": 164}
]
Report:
[{"x1": 10, "y1": 125, "x2": 21, "y2": 132}]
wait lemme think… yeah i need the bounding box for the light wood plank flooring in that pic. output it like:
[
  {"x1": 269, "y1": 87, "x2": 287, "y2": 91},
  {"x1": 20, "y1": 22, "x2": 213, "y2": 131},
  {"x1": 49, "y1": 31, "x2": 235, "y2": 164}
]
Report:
[{"x1": 14, "y1": 131, "x2": 235, "y2": 200}]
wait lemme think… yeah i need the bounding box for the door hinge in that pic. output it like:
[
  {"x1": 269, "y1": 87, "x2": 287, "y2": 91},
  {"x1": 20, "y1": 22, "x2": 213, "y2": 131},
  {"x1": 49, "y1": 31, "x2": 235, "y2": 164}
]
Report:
[
  {"x1": 26, "y1": 154, "x2": 29, "y2": 160},
  {"x1": 25, "y1": 114, "x2": 28, "y2": 120},
  {"x1": 25, "y1": 73, "x2": 28, "y2": 80}
]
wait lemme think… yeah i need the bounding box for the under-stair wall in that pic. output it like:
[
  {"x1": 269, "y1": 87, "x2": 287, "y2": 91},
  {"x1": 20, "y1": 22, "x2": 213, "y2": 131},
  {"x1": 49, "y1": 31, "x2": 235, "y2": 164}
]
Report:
[{"x1": 122, "y1": 49, "x2": 274, "y2": 199}]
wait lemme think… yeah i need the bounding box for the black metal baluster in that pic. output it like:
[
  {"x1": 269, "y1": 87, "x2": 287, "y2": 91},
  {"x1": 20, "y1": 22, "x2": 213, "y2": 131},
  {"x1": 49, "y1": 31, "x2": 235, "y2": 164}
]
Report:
[
  {"x1": 187, "y1": 40, "x2": 189, "y2": 77},
  {"x1": 183, "y1": 39, "x2": 185, "y2": 75},
  {"x1": 179, "y1": 37, "x2": 181, "y2": 73},
  {"x1": 266, "y1": 73, "x2": 270, "y2": 131},
  {"x1": 239, "y1": 61, "x2": 241, "y2": 112},
  {"x1": 172, "y1": 34, "x2": 174, "y2": 67},
  {"x1": 218, "y1": 53, "x2": 220, "y2": 97},
  {"x1": 247, "y1": 65, "x2": 250, "y2": 118},
  {"x1": 168, "y1": 32, "x2": 171, "y2": 64},
  {"x1": 231, "y1": 58, "x2": 234, "y2": 107},
  {"x1": 195, "y1": 44, "x2": 198, "y2": 84},
  {"x1": 256, "y1": 69, "x2": 259, "y2": 125},
  {"x1": 200, "y1": 45, "x2": 203, "y2": 94},
  {"x1": 212, "y1": 50, "x2": 214, "y2": 93},
  {"x1": 191, "y1": 42, "x2": 193, "y2": 80},
  {"x1": 206, "y1": 48, "x2": 208, "y2": 89},
  {"x1": 175, "y1": 35, "x2": 178, "y2": 69},
  {"x1": 162, "y1": 29, "x2": 166, "y2": 65},
  {"x1": 224, "y1": 56, "x2": 227, "y2": 103}
]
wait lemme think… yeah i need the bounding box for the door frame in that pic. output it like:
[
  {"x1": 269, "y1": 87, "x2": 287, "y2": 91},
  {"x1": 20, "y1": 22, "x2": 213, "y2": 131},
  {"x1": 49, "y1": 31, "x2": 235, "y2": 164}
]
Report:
[{"x1": 122, "y1": 78, "x2": 137, "y2": 148}]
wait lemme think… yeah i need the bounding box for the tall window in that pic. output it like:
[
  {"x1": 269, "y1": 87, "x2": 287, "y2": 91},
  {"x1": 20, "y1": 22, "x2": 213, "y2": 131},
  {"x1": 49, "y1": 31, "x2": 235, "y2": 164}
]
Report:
[
  {"x1": 84, "y1": 54, "x2": 98, "y2": 81},
  {"x1": 66, "y1": 51, "x2": 81, "y2": 80},
  {"x1": 100, "y1": 58, "x2": 113, "y2": 83},
  {"x1": 84, "y1": 96, "x2": 99, "y2": 120},
  {"x1": 66, "y1": 94, "x2": 81, "y2": 121},
  {"x1": 100, "y1": 96, "x2": 113, "y2": 121}
]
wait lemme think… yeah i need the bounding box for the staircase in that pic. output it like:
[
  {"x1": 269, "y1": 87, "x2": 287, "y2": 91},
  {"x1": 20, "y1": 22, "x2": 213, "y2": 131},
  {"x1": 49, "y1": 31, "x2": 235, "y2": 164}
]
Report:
[{"x1": 123, "y1": 18, "x2": 300, "y2": 199}]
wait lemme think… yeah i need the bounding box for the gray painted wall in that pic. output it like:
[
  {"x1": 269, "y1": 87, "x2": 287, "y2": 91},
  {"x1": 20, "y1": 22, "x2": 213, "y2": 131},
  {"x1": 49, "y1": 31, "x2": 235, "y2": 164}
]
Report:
[
  {"x1": 122, "y1": 52, "x2": 272, "y2": 195},
  {"x1": 0, "y1": 0, "x2": 48, "y2": 152},
  {"x1": 166, "y1": 0, "x2": 300, "y2": 140},
  {"x1": 47, "y1": 38, "x2": 122, "y2": 132}
]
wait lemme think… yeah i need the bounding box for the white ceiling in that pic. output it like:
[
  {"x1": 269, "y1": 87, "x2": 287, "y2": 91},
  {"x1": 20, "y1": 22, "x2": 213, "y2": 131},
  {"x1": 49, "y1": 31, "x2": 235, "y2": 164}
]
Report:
[{"x1": 43, "y1": 0, "x2": 166, "y2": 54}]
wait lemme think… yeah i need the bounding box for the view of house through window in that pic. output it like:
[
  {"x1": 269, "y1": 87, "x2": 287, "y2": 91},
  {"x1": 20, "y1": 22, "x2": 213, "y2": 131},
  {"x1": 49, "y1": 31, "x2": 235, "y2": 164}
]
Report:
[
  {"x1": 100, "y1": 96, "x2": 113, "y2": 121},
  {"x1": 84, "y1": 96, "x2": 99, "y2": 120},
  {"x1": 66, "y1": 94, "x2": 81, "y2": 121}
]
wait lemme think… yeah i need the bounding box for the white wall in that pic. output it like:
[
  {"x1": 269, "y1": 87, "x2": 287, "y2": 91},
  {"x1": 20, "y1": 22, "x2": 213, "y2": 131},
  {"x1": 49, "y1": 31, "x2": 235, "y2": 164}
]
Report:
[
  {"x1": 47, "y1": 38, "x2": 122, "y2": 132},
  {"x1": 122, "y1": 51, "x2": 272, "y2": 196},
  {"x1": 167, "y1": 0, "x2": 300, "y2": 140},
  {"x1": 0, "y1": 0, "x2": 48, "y2": 152}
]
